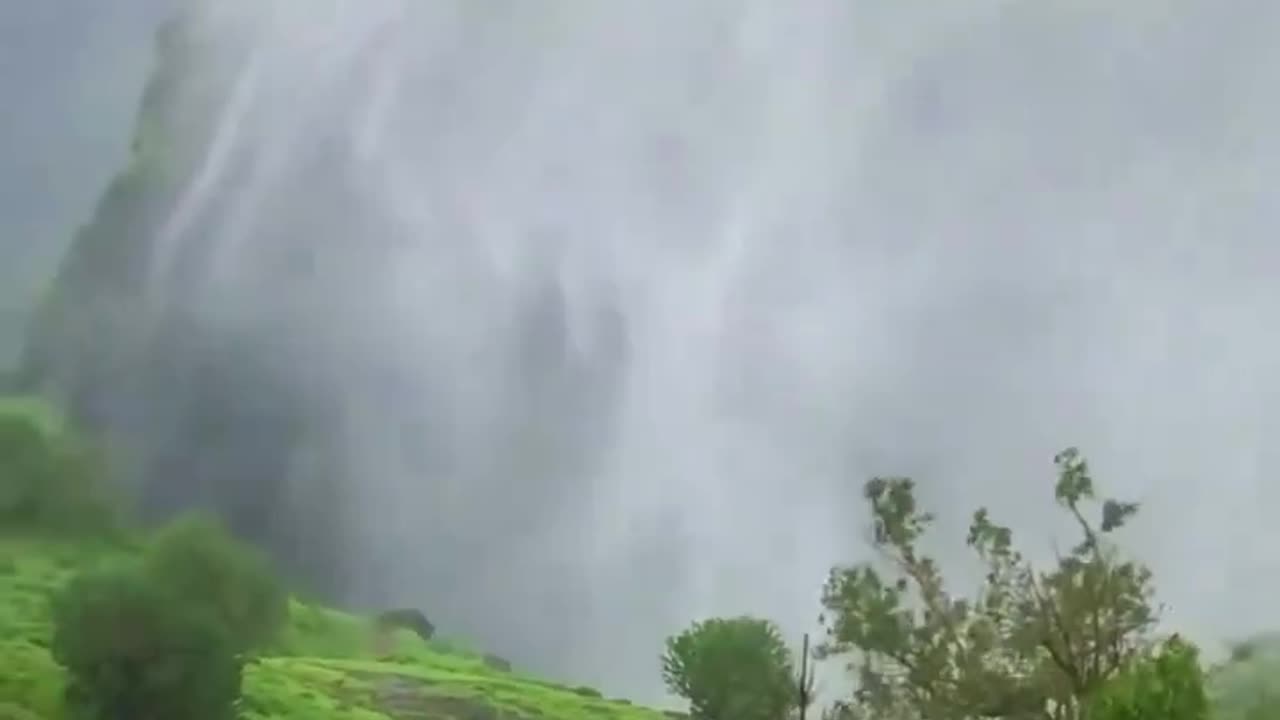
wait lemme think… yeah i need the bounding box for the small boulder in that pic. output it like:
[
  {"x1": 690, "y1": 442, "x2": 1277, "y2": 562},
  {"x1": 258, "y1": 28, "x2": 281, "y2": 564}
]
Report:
[
  {"x1": 373, "y1": 608, "x2": 436, "y2": 642},
  {"x1": 481, "y1": 652, "x2": 512, "y2": 672}
]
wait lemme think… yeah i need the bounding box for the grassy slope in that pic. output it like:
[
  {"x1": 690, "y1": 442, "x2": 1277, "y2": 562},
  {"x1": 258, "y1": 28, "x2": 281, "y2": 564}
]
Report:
[{"x1": 0, "y1": 535, "x2": 672, "y2": 720}]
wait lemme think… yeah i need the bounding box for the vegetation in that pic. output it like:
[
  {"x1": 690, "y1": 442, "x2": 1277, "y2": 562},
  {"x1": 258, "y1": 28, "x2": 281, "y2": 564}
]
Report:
[
  {"x1": 4, "y1": 390, "x2": 1280, "y2": 718},
  {"x1": 1087, "y1": 635, "x2": 1209, "y2": 720},
  {"x1": 43, "y1": 513, "x2": 286, "y2": 719},
  {"x1": 0, "y1": 397, "x2": 119, "y2": 537},
  {"x1": 0, "y1": 396, "x2": 668, "y2": 720},
  {"x1": 654, "y1": 448, "x2": 1280, "y2": 720},
  {"x1": 7, "y1": 6, "x2": 1278, "y2": 720},
  {"x1": 51, "y1": 562, "x2": 243, "y2": 720},
  {"x1": 6, "y1": 379, "x2": 1280, "y2": 720},
  {"x1": 815, "y1": 448, "x2": 1159, "y2": 719},
  {"x1": 143, "y1": 512, "x2": 289, "y2": 654},
  {"x1": 661, "y1": 616, "x2": 799, "y2": 720}
]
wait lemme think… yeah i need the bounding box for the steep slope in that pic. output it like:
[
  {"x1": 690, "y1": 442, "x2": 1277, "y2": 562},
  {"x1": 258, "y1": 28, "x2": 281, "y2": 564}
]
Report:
[{"x1": 18, "y1": 3, "x2": 379, "y2": 600}]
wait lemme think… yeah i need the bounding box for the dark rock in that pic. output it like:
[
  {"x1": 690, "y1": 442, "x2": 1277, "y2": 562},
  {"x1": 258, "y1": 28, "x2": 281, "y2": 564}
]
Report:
[
  {"x1": 374, "y1": 608, "x2": 436, "y2": 642},
  {"x1": 481, "y1": 652, "x2": 512, "y2": 672}
]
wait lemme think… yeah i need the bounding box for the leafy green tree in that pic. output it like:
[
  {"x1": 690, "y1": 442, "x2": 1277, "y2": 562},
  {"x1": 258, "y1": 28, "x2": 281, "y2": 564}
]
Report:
[
  {"x1": 1087, "y1": 635, "x2": 1208, "y2": 720},
  {"x1": 818, "y1": 448, "x2": 1158, "y2": 720},
  {"x1": 50, "y1": 562, "x2": 242, "y2": 720},
  {"x1": 661, "y1": 616, "x2": 798, "y2": 720},
  {"x1": 144, "y1": 512, "x2": 288, "y2": 653}
]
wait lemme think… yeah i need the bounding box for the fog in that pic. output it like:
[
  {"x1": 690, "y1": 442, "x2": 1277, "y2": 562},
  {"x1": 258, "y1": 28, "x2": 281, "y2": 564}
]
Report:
[
  {"x1": 9, "y1": 0, "x2": 1280, "y2": 702},
  {"x1": 0, "y1": 0, "x2": 171, "y2": 362}
]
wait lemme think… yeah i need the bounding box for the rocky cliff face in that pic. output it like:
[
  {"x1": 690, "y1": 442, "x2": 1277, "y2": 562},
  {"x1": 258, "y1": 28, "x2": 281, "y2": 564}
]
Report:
[
  {"x1": 20, "y1": 10, "x2": 339, "y2": 584},
  {"x1": 20, "y1": 6, "x2": 632, "y2": 675}
]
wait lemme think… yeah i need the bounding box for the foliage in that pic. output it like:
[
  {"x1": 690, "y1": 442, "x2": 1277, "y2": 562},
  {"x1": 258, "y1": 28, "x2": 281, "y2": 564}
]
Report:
[
  {"x1": 144, "y1": 512, "x2": 289, "y2": 654},
  {"x1": 0, "y1": 397, "x2": 118, "y2": 536},
  {"x1": 1087, "y1": 635, "x2": 1208, "y2": 720},
  {"x1": 661, "y1": 615, "x2": 798, "y2": 720},
  {"x1": 0, "y1": 701, "x2": 44, "y2": 720},
  {"x1": 50, "y1": 562, "x2": 243, "y2": 720},
  {"x1": 818, "y1": 448, "x2": 1158, "y2": 720}
]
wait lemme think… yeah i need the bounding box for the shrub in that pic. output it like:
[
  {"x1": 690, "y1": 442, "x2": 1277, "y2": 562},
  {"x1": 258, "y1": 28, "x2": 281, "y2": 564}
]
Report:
[
  {"x1": 0, "y1": 398, "x2": 117, "y2": 536},
  {"x1": 50, "y1": 562, "x2": 242, "y2": 720},
  {"x1": 0, "y1": 701, "x2": 44, "y2": 720},
  {"x1": 144, "y1": 513, "x2": 288, "y2": 653}
]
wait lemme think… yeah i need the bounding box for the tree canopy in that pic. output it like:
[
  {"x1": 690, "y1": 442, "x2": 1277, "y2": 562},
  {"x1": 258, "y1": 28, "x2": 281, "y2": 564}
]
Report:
[
  {"x1": 661, "y1": 615, "x2": 799, "y2": 720},
  {"x1": 817, "y1": 448, "x2": 1159, "y2": 720}
]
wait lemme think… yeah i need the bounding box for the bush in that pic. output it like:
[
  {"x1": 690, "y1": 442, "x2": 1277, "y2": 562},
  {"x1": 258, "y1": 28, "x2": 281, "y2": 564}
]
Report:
[
  {"x1": 0, "y1": 398, "x2": 117, "y2": 536},
  {"x1": 50, "y1": 562, "x2": 242, "y2": 720},
  {"x1": 1089, "y1": 635, "x2": 1209, "y2": 720},
  {"x1": 661, "y1": 616, "x2": 796, "y2": 720},
  {"x1": 144, "y1": 513, "x2": 288, "y2": 653}
]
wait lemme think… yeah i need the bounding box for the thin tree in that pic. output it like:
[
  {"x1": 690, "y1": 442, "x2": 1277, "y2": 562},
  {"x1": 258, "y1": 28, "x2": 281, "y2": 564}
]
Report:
[{"x1": 817, "y1": 448, "x2": 1159, "y2": 720}]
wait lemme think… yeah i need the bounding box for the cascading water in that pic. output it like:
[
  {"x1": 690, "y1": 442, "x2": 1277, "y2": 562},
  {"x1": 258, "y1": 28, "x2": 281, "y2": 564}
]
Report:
[{"x1": 29, "y1": 0, "x2": 1280, "y2": 700}]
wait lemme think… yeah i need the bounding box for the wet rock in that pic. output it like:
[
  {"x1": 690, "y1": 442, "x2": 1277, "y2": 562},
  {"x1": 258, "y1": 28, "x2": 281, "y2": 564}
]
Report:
[{"x1": 374, "y1": 608, "x2": 436, "y2": 642}]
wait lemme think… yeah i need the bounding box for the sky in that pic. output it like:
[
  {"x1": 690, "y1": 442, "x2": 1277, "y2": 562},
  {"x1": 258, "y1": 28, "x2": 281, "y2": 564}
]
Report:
[
  {"x1": 5, "y1": 0, "x2": 1280, "y2": 703},
  {"x1": 0, "y1": 0, "x2": 171, "y2": 362}
]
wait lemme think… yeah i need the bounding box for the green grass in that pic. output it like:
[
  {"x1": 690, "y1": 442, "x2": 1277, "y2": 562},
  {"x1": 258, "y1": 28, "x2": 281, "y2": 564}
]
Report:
[
  {"x1": 0, "y1": 396, "x2": 68, "y2": 436},
  {"x1": 0, "y1": 534, "x2": 670, "y2": 720}
]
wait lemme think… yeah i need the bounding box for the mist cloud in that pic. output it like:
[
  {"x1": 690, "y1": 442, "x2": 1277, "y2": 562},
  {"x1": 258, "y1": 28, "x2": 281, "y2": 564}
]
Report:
[{"x1": 9, "y1": 0, "x2": 1280, "y2": 703}]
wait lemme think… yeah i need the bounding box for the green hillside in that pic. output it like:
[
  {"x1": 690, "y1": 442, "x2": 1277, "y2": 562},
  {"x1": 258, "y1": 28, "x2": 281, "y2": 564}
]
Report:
[
  {"x1": 0, "y1": 533, "x2": 669, "y2": 720},
  {"x1": 0, "y1": 395, "x2": 671, "y2": 720}
]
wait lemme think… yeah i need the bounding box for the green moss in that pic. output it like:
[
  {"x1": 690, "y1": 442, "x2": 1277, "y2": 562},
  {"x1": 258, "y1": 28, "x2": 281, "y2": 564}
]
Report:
[{"x1": 0, "y1": 535, "x2": 666, "y2": 720}]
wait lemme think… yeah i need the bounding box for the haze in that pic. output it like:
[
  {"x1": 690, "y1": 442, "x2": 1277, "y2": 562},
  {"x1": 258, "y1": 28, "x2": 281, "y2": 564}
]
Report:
[{"x1": 3, "y1": 0, "x2": 1279, "y2": 702}]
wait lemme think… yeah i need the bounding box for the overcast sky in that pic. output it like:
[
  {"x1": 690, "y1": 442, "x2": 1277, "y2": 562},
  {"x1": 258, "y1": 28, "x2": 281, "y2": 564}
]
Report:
[{"x1": 0, "y1": 1, "x2": 170, "y2": 361}]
